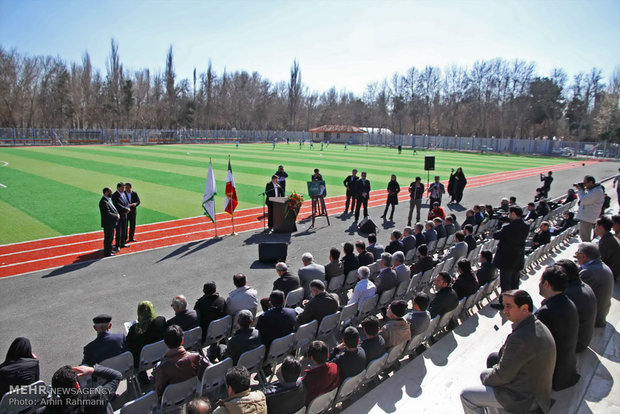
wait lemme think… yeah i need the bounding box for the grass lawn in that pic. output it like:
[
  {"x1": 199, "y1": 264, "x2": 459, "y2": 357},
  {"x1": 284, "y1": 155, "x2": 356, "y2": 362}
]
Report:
[{"x1": 0, "y1": 143, "x2": 572, "y2": 244}]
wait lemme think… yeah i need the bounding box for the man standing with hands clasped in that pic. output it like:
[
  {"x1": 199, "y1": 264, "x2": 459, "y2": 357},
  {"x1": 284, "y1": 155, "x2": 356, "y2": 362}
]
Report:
[
  {"x1": 99, "y1": 187, "x2": 119, "y2": 257},
  {"x1": 354, "y1": 171, "x2": 370, "y2": 222},
  {"x1": 343, "y1": 169, "x2": 359, "y2": 214},
  {"x1": 124, "y1": 182, "x2": 140, "y2": 243},
  {"x1": 265, "y1": 175, "x2": 284, "y2": 230}
]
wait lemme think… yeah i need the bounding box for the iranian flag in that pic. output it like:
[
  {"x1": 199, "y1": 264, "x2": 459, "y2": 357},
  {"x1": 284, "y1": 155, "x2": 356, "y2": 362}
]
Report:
[
  {"x1": 202, "y1": 160, "x2": 216, "y2": 223},
  {"x1": 224, "y1": 159, "x2": 238, "y2": 215}
]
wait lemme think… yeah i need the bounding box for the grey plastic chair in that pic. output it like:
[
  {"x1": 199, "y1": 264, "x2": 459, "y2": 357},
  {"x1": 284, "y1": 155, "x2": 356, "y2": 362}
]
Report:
[
  {"x1": 160, "y1": 376, "x2": 197, "y2": 414},
  {"x1": 204, "y1": 315, "x2": 232, "y2": 346},
  {"x1": 285, "y1": 287, "x2": 305, "y2": 308},
  {"x1": 0, "y1": 380, "x2": 48, "y2": 414},
  {"x1": 236, "y1": 344, "x2": 265, "y2": 375},
  {"x1": 198, "y1": 357, "x2": 232, "y2": 399},
  {"x1": 305, "y1": 387, "x2": 338, "y2": 414},
  {"x1": 316, "y1": 312, "x2": 341, "y2": 346},
  {"x1": 99, "y1": 351, "x2": 138, "y2": 398},
  {"x1": 183, "y1": 326, "x2": 203, "y2": 353},
  {"x1": 362, "y1": 353, "x2": 388, "y2": 386},
  {"x1": 119, "y1": 390, "x2": 158, "y2": 414},
  {"x1": 332, "y1": 369, "x2": 366, "y2": 407},
  {"x1": 327, "y1": 274, "x2": 345, "y2": 292}
]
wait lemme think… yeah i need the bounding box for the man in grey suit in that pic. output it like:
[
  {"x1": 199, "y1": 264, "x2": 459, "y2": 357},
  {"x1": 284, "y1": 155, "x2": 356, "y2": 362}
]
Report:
[
  {"x1": 401, "y1": 226, "x2": 417, "y2": 255},
  {"x1": 392, "y1": 251, "x2": 410, "y2": 285},
  {"x1": 298, "y1": 252, "x2": 326, "y2": 299},
  {"x1": 576, "y1": 242, "x2": 614, "y2": 327},
  {"x1": 460, "y1": 290, "x2": 556, "y2": 414},
  {"x1": 373, "y1": 252, "x2": 398, "y2": 295},
  {"x1": 366, "y1": 233, "x2": 384, "y2": 260},
  {"x1": 443, "y1": 231, "x2": 468, "y2": 262},
  {"x1": 406, "y1": 293, "x2": 431, "y2": 337}
]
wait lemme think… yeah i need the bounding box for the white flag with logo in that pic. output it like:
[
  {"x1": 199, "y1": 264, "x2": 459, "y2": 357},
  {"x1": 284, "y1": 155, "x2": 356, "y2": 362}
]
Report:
[{"x1": 202, "y1": 160, "x2": 217, "y2": 223}]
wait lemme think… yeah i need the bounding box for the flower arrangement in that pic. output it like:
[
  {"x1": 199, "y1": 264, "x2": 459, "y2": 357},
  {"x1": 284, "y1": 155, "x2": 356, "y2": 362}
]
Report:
[{"x1": 285, "y1": 192, "x2": 304, "y2": 217}]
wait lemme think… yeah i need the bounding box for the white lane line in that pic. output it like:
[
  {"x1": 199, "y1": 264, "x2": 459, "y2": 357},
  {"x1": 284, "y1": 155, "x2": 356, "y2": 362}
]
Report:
[{"x1": 0, "y1": 161, "x2": 8, "y2": 187}]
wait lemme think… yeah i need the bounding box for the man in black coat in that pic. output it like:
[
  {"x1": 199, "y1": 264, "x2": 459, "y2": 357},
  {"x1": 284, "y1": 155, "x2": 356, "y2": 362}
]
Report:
[
  {"x1": 476, "y1": 250, "x2": 498, "y2": 286},
  {"x1": 354, "y1": 171, "x2": 371, "y2": 221},
  {"x1": 463, "y1": 224, "x2": 477, "y2": 254},
  {"x1": 263, "y1": 356, "x2": 306, "y2": 414},
  {"x1": 556, "y1": 259, "x2": 597, "y2": 353},
  {"x1": 111, "y1": 182, "x2": 130, "y2": 250},
  {"x1": 99, "y1": 187, "x2": 119, "y2": 257},
  {"x1": 491, "y1": 206, "x2": 530, "y2": 309},
  {"x1": 124, "y1": 182, "x2": 140, "y2": 242},
  {"x1": 222, "y1": 310, "x2": 262, "y2": 364},
  {"x1": 329, "y1": 326, "x2": 366, "y2": 381},
  {"x1": 256, "y1": 290, "x2": 297, "y2": 348},
  {"x1": 360, "y1": 316, "x2": 387, "y2": 366},
  {"x1": 272, "y1": 262, "x2": 301, "y2": 297},
  {"x1": 595, "y1": 215, "x2": 620, "y2": 279},
  {"x1": 194, "y1": 282, "x2": 227, "y2": 342},
  {"x1": 297, "y1": 280, "x2": 339, "y2": 325},
  {"x1": 343, "y1": 168, "x2": 359, "y2": 214},
  {"x1": 82, "y1": 314, "x2": 126, "y2": 367},
  {"x1": 265, "y1": 175, "x2": 284, "y2": 229},
  {"x1": 536, "y1": 265, "x2": 580, "y2": 391},
  {"x1": 167, "y1": 295, "x2": 199, "y2": 331},
  {"x1": 355, "y1": 240, "x2": 375, "y2": 266},
  {"x1": 385, "y1": 229, "x2": 404, "y2": 254},
  {"x1": 406, "y1": 293, "x2": 431, "y2": 337},
  {"x1": 428, "y1": 272, "x2": 459, "y2": 318},
  {"x1": 410, "y1": 245, "x2": 434, "y2": 276}
]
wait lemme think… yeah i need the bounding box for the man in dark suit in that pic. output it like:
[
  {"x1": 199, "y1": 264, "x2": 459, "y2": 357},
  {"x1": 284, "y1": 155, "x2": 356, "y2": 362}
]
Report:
[
  {"x1": 99, "y1": 187, "x2": 119, "y2": 257},
  {"x1": 222, "y1": 310, "x2": 262, "y2": 364},
  {"x1": 355, "y1": 240, "x2": 375, "y2": 266},
  {"x1": 385, "y1": 229, "x2": 404, "y2": 254},
  {"x1": 428, "y1": 272, "x2": 459, "y2": 318},
  {"x1": 413, "y1": 223, "x2": 426, "y2": 247},
  {"x1": 410, "y1": 244, "x2": 434, "y2": 276},
  {"x1": 374, "y1": 252, "x2": 398, "y2": 295},
  {"x1": 297, "y1": 280, "x2": 339, "y2": 325},
  {"x1": 360, "y1": 316, "x2": 386, "y2": 366},
  {"x1": 576, "y1": 242, "x2": 614, "y2": 327},
  {"x1": 273, "y1": 262, "x2": 301, "y2": 298},
  {"x1": 124, "y1": 182, "x2": 140, "y2": 242},
  {"x1": 354, "y1": 171, "x2": 371, "y2": 221},
  {"x1": 167, "y1": 295, "x2": 199, "y2": 331},
  {"x1": 491, "y1": 206, "x2": 530, "y2": 309},
  {"x1": 556, "y1": 259, "x2": 597, "y2": 353},
  {"x1": 256, "y1": 290, "x2": 297, "y2": 348},
  {"x1": 463, "y1": 224, "x2": 477, "y2": 254},
  {"x1": 595, "y1": 215, "x2": 620, "y2": 279},
  {"x1": 401, "y1": 227, "x2": 417, "y2": 254},
  {"x1": 461, "y1": 290, "x2": 555, "y2": 414},
  {"x1": 111, "y1": 182, "x2": 130, "y2": 250},
  {"x1": 262, "y1": 356, "x2": 306, "y2": 414},
  {"x1": 82, "y1": 314, "x2": 126, "y2": 366},
  {"x1": 343, "y1": 169, "x2": 359, "y2": 214},
  {"x1": 329, "y1": 326, "x2": 366, "y2": 382},
  {"x1": 536, "y1": 265, "x2": 580, "y2": 391},
  {"x1": 265, "y1": 175, "x2": 284, "y2": 229}
]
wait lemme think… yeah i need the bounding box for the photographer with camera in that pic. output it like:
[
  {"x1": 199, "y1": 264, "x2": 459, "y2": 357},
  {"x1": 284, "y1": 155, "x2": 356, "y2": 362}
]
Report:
[{"x1": 575, "y1": 175, "x2": 606, "y2": 242}]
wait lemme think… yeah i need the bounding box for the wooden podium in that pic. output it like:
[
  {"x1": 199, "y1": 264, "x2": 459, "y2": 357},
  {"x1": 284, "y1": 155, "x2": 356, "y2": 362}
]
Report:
[{"x1": 270, "y1": 196, "x2": 297, "y2": 233}]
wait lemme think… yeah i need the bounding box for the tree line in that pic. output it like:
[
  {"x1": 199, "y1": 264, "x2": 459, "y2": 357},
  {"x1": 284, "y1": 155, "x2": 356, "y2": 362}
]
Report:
[{"x1": 1, "y1": 39, "x2": 618, "y2": 141}]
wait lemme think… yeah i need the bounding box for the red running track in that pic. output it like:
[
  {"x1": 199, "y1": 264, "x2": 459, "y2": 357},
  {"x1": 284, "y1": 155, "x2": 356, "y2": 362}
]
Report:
[{"x1": 0, "y1": 160, "x2": 599, "y2": 278}]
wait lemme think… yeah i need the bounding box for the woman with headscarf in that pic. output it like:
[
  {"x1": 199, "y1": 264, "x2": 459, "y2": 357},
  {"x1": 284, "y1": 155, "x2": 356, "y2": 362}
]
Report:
[
  {"x1": 0, "y1": 337, "x2": 40, "y2": 397},
  {"x1": 452, "y1": 167, "x2": 467, "y2": 204},
  {"x1": 381, "y1": 174, "x2": 400, "y2": 221},
  {"x1": 126, "y1": 301, "x2": 167, "y2": 370}
]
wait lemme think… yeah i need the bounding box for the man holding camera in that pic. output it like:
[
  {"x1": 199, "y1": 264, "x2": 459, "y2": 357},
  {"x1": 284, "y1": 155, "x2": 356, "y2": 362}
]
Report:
[{"x1": 575, "y1": 175, "x2": 606, "y2": 242}]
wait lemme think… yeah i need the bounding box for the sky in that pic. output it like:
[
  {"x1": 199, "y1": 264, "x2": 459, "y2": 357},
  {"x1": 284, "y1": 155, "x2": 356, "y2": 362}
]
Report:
[{"x1": 0, "y1": 0, "x2": 618, "y2": 95}]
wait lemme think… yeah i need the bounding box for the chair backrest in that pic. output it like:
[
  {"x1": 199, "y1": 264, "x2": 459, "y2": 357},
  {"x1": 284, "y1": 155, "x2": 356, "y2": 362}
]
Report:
[
  {"x1": 120, "y1": 390, "x2": 159, "y2": 414},
  {"x1": 285, "y1": 287, "x2": 305, "y2": 308},
  {"x1": 404, "y1": 248, "x2": 417, "y2": 265},
  {"x1": 408, "y1": 272, "x2": 422, "y2": 294},
  {"x1": 199, "y1": 357, "x2": 233, "y2": 397},
  {"x1": 333, "y1": 369, "x2": 366, "y2": 406},
  {"x1": 327, "y1": 274, "x2": 345, "y2": 292},
  {"x1": 464, "y1": 291, "x2": 479, "y2": 313},
  {"x1": 0, "y1": 380, "x2": 48, "y2": 414},
  {"x1": 438, "y1": 308, "x2": 457, "y2": 331},
  {"x1": 443, "y1": 257, "x2": 455, "y2": 274},
  {"x1": 385, "y1": 341, "x2": 407, "y2": 367},
  {"x1": 317, "y1": 312, "x2": 341, "y2": 340},
  {"x1": 427, "y1": 239, "x2": 438, "y2": 253},
  {"x1": 338, "y1": 303, "x2": 358, "y2": 331},
  {"x1": 367, "y1": 260, "x2": 381, "y2": 278},
  {"x1": 265, "y1": 333, "x2": 296, "y2": 366},
  {"x1": 205, "y1": 315, "x2": 232, "y2": 346},
  {"x1": 404, "y1": 331, "x2": 426, "y2": 355},
  {"x1": 236, "y1": 344, "x2": 265, "y2": 373},
  {"x1": 99, "y1": 351, "x2": 134, "y2": 379},
  {"x1": 295, "y1": 320, "x2": 318, "y2": 356},
  {"x1": 424, "y1": 315, "x2": 440, "y2": 341},
  {"x1": 306, "y1": 387, "x2": 338, "y2": 414},
  {"x1": 160, "y1": 376, "x2": 198, "y2": 413},
  {"x1": 357, "y1": 294, "x2": 379, "y2": 320},
  {"x1": 183, "y1": 326, "x2": 203, "y2": 352},
  {"x1": 394, "y1": 279, "x2": 410, "y2": 299},
  {"x1": 376, "y1": 288, "x2": 395, "y2": 310},
  {"x1": 342, "y1": 270, "x2": 360, "y2": 291},
  {"x1": 363, "y1": 353, "x2": 388, "y2": 384},
  {"x1": 436, "y1": 237, "x2": 447, "y2": 251},
  {"x1": 138, "y1": 340, "x2": 168, "y2": 373},
  {"x1": 452, "y1": 297, "x2": 467, "y2": 323},
  {"x1": 445, "y1": 233, "x2": 456, "y2": 247}
]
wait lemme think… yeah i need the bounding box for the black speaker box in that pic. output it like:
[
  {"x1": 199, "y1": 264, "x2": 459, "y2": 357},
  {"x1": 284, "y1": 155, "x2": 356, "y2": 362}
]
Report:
[
  {"x1": 358, "y1": 217, "x2": 377, "y2": 234},
  {"x1": 258, "y1": 242, "x2": 288, "y2": 263},
  {"x1": 424, "y1": 156, "x2": 435, "y2": 171}
]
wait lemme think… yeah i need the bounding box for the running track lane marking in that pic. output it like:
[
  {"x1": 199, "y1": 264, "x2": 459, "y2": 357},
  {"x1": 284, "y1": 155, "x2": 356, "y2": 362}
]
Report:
[
  {"x1": 0, "y1": 160, "x2": 602, "y2": 278},
  {"x1": 0, "y1": 161, "x2": 7, "y2": 188}
]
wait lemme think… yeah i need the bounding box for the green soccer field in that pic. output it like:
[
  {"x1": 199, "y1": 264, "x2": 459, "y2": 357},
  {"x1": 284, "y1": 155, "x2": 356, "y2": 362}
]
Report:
[{"x1": 0, "y1": 143, "x2": 572, "y2": 244}]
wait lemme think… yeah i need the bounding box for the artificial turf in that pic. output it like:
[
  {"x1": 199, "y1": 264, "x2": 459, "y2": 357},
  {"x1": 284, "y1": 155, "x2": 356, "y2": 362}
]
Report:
[{"x1": 0, "y1": 143, "x2": 573, "y2": 244}]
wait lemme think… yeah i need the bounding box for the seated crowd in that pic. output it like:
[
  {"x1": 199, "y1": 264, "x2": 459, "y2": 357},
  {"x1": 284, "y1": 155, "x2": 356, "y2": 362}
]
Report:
[{"x1": 2, "y1": 181, "x2": 617, "y2": 414}]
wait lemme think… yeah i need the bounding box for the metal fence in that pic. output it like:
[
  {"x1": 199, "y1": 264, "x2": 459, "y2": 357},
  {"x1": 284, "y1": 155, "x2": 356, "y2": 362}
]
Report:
[{"x1": 0, "y1": 127, "x2": 617, "y2": 158}]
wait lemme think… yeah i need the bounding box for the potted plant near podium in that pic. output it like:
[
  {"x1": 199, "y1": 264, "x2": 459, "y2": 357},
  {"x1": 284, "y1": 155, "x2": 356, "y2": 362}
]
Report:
[{"x1": 280, "y1": 192, "x2": 304, "y2": 232}]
